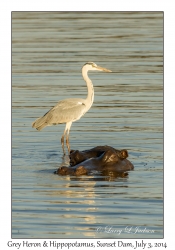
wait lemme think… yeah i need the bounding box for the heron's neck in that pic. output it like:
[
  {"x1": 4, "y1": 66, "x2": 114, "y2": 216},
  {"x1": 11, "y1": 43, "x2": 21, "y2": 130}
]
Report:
[{"x1": 82, "y1": 67, "x2": 94, "y2": 108}]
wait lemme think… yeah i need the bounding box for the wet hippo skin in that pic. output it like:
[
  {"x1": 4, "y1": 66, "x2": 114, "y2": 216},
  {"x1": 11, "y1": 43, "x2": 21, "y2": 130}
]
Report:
[
  {"x1": 55, "y1": 146, "x2": 134, "y2": 176},
  {"x1": 70, "y1": 145, "x2": 128, "y2": 166}
]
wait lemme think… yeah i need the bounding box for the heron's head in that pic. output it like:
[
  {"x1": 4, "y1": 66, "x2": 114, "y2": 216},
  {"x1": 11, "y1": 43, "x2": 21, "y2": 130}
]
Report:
[{"x1": 83, "y1": 62, "x2": 112, "y2": 72}]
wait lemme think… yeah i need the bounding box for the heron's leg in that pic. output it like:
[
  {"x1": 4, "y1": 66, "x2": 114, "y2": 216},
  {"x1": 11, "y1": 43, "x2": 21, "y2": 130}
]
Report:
[
  {"x1": 61, "y1": 134, "x2": 65, "y2": 155},
  {"x1": 61, "y1": 126, "x2": 68, "y2": 155},
  {"x1": 65, "y1": 122, "x2": 72, "y2": 155},
  {"x1": 66, "y1": 137, "x2": 70, "y2": 154}
]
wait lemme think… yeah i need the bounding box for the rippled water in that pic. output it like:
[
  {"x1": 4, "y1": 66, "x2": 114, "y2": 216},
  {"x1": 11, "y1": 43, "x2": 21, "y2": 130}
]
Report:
[{"x1": 12, "y1": 12, "x2": 163, "y2": 238}]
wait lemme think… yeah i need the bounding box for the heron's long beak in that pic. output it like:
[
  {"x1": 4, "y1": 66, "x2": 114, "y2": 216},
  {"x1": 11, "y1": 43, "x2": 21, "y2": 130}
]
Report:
[{"x1": 96, "y1": 65, "x2": 112, "y2": 72}]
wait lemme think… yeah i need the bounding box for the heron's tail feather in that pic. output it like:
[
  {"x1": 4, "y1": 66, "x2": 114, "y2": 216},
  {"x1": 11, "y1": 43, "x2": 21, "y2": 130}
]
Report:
[{"x1": 32, "y1": 116, "x2": 48, "y2": 131}]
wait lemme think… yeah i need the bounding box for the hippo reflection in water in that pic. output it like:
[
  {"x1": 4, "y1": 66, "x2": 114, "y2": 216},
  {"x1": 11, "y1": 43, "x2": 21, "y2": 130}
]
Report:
[{"x1": 55, "y1": 145, "x2": 134, "y2": 177}]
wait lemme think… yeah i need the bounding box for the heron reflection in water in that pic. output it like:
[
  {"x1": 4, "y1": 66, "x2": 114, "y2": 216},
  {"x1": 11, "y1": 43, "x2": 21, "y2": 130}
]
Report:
[{"x1": 32, "y1": 62, "x2": 112, "y2": 154}]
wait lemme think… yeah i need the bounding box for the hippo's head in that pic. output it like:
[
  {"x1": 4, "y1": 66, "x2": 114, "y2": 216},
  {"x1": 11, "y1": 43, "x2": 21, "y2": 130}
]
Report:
[{"x1": 69, "y1": 150, "x2": 87, "y2": 166}]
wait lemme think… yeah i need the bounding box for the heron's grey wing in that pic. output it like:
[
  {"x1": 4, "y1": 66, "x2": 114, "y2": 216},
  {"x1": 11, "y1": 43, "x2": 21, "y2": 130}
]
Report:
[{"x1": 43, "y1": 99, "x2": 87, "y2": 124}]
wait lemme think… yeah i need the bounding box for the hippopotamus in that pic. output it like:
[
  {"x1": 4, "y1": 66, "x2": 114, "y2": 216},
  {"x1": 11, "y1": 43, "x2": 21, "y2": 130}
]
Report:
[
  {"x1": 69, "y1": 145, "x2": 128, "y2": 166},
  {"x1": 55, "y1": 145, "x2": 134, "y2": 176}
]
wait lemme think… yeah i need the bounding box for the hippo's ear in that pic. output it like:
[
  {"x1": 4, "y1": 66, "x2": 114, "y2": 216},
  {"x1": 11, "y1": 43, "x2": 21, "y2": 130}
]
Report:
[
  {"x1": 70, "y1": 149, "x2": 75, "y2": 154},
  {"x1": 70, "y1": 150, "x2": 80, "y2": 158},
  {"x1": 120, "y1": 150, "x2": 128, "y2": 159}
]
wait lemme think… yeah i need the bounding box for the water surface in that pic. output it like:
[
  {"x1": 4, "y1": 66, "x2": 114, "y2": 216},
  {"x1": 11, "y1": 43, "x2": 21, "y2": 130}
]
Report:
[{"x1": 12, "y1": 11, "x2": 163, "y2": 238}]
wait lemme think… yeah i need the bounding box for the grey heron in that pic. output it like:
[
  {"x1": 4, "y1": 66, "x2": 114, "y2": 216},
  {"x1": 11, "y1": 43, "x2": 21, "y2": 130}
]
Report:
[{"x1": 32, "y1": 62, "x2": 112, "y2": 154}]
